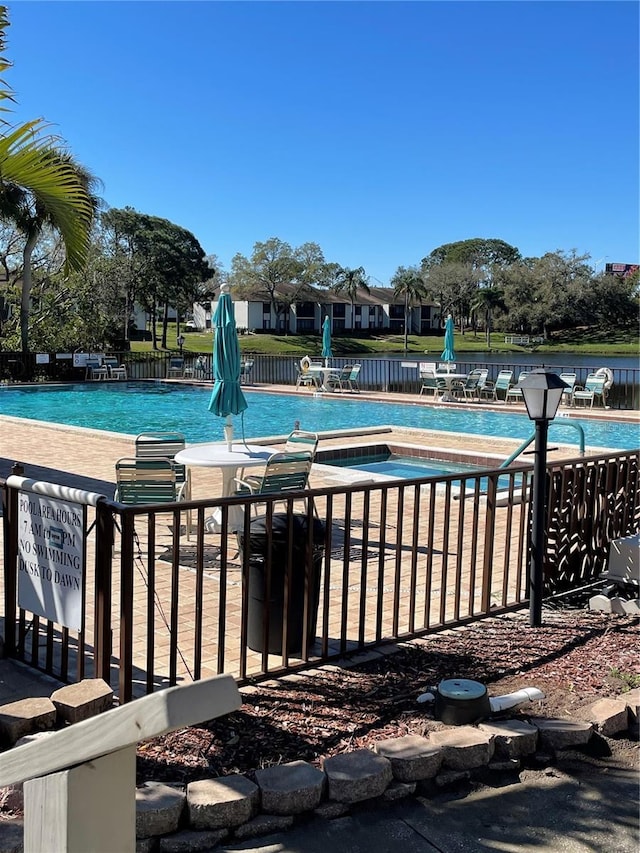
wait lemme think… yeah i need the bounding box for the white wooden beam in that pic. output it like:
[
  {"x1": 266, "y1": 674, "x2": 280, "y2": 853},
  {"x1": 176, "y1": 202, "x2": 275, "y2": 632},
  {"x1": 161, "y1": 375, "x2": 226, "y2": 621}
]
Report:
[{"x1": 0, "y1": 673, "x2": 241, "y2": 788}]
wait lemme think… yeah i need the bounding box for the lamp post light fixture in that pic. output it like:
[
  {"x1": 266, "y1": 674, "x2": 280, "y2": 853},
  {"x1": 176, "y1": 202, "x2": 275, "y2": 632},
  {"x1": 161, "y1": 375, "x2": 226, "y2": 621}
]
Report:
[
  {"x1": 515, "y1": 369, "x2": 568, "y2": 627},
  {"x1": 177, "y1": 334, "x2": 185, "y2": 356}
]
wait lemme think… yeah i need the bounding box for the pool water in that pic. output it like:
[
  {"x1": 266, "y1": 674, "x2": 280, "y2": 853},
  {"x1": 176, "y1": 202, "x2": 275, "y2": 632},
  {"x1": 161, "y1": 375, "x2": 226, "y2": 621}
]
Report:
[
  {"x1": 339, "y1": 455, "x2": 476, "y2": 479},
  {"x1": 329, "y1": 454, "x2": 518, "y2": 488},
  {"x1": 0, "y1": 382, "x2": 637, "y2": 450}
]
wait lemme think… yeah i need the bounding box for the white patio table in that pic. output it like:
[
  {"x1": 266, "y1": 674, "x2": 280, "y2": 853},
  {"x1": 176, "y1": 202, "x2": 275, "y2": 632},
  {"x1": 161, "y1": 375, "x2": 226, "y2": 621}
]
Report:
[
  {"x1": 305, "y1": 365, "x2": 335, "y2": 392},
  {"x1": 174, "y1": 442, "x2": 276, "y2": 533},
  {"x1": 436, "y1": 372, "x2": 468, "y2": 402}
]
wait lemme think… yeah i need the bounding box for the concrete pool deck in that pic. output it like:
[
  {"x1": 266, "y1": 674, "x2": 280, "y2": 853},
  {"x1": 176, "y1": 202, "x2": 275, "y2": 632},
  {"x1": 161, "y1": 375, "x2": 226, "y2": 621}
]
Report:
[{"x1": 0, "y1": 383, "x2": 637, "y2": 692}]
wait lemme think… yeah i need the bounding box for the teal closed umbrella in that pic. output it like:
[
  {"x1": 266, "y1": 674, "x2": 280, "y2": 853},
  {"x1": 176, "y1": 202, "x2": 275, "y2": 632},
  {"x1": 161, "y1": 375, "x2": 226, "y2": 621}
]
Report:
[
  {"x1": 441, "y1": 314, "x2": 456, "y2": 371},
  {"x1": 208, "y1": 283, "x2": 248, "y2": 449},
  {"x1": 322, "y1": 315, "x2": 333, "y2": 367}
]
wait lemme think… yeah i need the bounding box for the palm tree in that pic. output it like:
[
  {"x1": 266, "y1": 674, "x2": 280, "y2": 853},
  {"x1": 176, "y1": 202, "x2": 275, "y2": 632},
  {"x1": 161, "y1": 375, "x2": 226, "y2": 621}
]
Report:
[
  {"x1": 331, "y1": 266, "x2": 369, "y2": 329},
  {"x1": 471, "y1": 285, "x2": 506, "y2": 348},
  {"x1": 391, "y1": 266, "x2": 428, "y2": 353},
  {"x1": 0, "y1": 132, "x2": 101, "y2": 354},
  {"x1": 0, "y1": 9, "x2": 99, "y2": 354}
]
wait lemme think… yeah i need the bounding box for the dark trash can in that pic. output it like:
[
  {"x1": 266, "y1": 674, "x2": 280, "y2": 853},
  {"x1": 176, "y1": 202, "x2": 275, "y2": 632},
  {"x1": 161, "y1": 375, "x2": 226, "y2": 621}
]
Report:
[{"x1": 238, "y1": 513, "x2": 326, "y2": 655}]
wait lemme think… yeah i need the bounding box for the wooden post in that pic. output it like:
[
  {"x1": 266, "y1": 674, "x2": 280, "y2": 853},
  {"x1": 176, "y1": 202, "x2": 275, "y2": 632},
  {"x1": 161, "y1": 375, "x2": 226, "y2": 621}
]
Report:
[{"x1": 24, "y1": 747, "x2": 136, "y2": 853}]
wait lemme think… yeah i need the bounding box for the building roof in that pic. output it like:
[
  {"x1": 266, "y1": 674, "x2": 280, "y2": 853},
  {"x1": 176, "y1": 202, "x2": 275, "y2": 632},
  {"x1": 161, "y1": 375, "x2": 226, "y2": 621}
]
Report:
[{"x1": 214, "y1": 283, "x2": 436, "y2": 308}]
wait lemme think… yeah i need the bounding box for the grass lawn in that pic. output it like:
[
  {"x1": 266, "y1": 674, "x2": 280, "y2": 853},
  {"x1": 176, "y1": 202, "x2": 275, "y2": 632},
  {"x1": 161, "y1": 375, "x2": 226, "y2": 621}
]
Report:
[{"x1": 131, "y1": 325, "x2": 639, "y2": 358}]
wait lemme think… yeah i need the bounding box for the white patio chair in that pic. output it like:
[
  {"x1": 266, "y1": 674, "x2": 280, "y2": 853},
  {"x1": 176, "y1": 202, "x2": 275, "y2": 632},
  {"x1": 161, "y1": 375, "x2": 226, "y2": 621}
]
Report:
[
  {"x1": 419, "y1": 370, "x2": 447, "y2": 400},
  {"x1": 573, "y1": 373, "x2": 608, "y2": 408},
  {"x1": 559, "y1": 373, "x2": 577, "y2": 405}
]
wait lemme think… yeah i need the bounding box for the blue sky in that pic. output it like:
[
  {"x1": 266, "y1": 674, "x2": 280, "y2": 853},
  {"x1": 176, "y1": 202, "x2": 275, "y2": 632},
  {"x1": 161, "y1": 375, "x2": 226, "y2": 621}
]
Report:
[{"x1": 6, "y1": 1, "x2": 639, "y2": 284}]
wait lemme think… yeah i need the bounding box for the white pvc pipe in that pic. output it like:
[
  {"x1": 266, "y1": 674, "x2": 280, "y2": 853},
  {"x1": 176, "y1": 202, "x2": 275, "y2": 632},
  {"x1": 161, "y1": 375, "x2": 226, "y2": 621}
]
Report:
[
  {"x1": 489, "y1": 687, "x2": 545, "y2": 712},
  {"x1": 416, "y1": 691, "x2": 435, "y2": 704}
]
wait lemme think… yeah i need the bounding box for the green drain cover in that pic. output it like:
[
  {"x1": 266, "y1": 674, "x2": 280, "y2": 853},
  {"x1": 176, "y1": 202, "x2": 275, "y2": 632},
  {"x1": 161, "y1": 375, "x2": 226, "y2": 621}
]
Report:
[{"x1": 438, "y1": 678, "x2": 487, "y2": 700}]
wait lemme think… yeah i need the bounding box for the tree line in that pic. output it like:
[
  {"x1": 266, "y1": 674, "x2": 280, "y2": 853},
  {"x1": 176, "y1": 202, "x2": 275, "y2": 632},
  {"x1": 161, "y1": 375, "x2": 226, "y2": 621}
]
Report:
[{"x1": 0, "y1": 6, "x2": 636, "y2": 355}]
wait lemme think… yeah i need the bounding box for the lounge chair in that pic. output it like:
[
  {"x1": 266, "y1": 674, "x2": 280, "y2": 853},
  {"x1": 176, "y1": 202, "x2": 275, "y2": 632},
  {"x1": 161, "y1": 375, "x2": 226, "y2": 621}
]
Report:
[
  {"x1": 115, "y1": 456, "x2": 191, "y2": 538},
  {"x1": 182, "y1": 360, "x2": 196, "y2": 379},
  {"x1": 325, "y1": 365, "x2": 353, "y2": 392},
  {"x1": 480, "y1": 370, "x2": 514, "y2": 403},
  {"x1": 85, "y1": 359, "x2": 108, "y2": 381},
  {"x1": 134, "y1": 430, "x2": 191, "y2": 497},
  {"x1": 102, "y1": 356, "x2": 127, "y2": 379},
  {"x1": 559, "y1": 372, "x2": 577, "y2": 406},
  {"x1": 240, "y1": 360, "x2": 254, "y2": 385},
  {"x1": 234, "y1": 450, "x2": 315, "y2": 515},
  {"x1": 240, "y1": 431, "x2": 319, "y2": 495},
  {"x1": 474, "y1": 368, "x2": 490, "y2": 397},
  {"x1": 284, "y1": 429, "x2": 319, "y2": 457},
  {"x1": 194, "y1": 355, "x2": 210, "y2": 379},
  {"x1": 573, "y1": 373, "x2": 608, "y2": 408},
  {"x1": 505, "y1": 372, "x2": 529, "y2": 403},
  {"x1": 346, "y1": 364, "x2": 361, "y2": 393},
  {"x1": 451, "y1": 370, "x2": 485, "y2": 401},
  {"x1": 296, "y1": 357, "x2": 320, "y2": 389},
  {"x1": 419, "y1": 369, "x2": 447, "y2": 400},
  {"x1": 166, "y1": 357, "x2": 185, "y2": 378}
]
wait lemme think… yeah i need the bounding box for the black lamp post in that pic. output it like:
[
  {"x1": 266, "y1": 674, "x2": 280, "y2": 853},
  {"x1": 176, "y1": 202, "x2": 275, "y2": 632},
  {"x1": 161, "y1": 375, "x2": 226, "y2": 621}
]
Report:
[
  {"x1": 177, "y1": 334, "x2": 185, "y2": 356},
  {"x1": 514, "y1": 370, "x2": 568, "y2": 627}
]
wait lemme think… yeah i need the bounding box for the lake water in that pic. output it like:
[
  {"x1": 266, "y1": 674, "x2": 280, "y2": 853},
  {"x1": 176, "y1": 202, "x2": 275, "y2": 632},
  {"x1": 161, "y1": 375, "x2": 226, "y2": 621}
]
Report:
[{"x1": 386, "y1": 353, "x2": 639, "y2": 370}]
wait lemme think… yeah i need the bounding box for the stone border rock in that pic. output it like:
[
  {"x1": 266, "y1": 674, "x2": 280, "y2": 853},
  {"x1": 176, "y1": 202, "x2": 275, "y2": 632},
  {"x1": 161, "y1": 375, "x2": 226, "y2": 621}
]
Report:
[{"x1": 1, "y1": 676, "x2": 637, "y2": 851}]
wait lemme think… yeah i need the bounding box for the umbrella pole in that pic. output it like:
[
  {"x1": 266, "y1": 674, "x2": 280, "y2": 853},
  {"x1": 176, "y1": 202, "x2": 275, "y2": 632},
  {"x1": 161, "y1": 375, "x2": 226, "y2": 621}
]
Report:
[{"x1": 224, "y1": 415, "x2": 233, "y2": 451}]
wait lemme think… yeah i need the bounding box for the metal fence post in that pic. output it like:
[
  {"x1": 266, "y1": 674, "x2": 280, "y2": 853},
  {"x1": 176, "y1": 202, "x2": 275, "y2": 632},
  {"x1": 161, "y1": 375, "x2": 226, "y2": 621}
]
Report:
[
  {"x1": 2, "y1": 462, "x2": 24, "y2": 657},
  {"x1": 94, "y1": 499, "x2": 114, "y2": 684}
]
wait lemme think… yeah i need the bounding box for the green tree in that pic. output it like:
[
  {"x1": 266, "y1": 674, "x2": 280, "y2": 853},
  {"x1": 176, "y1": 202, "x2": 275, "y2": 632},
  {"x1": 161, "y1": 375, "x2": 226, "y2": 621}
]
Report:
[
  {"x1": 495, "y1": 250, "x2": 595, "y2": 337},
  {"x1": 390, "y1": 265, "x2": 428, "y2": 353},
  {"x1": 230, "y1": 238, "x2": 325, "y2": 331},
  {"x1": 423, "y1": 238, "x2": 521, "y2": 272},
  {"x1": 470, "y1": 285, "x2": 506, "y2": 348},
  {"x1": 0, "y1": 7, "x2": 100, "y2": 354},
  {"x1": 101, "y1": 207, "x2": 210, "y2": 348},
  {"x1": 583, "y1": 270, "x2": 639, "y2": 329},
  {"x1": 330, "y1": 266, "x2": 369, "y2": 330},
  {"x1": 423, "y1": 261, "x2": 480, "y2": 331}
]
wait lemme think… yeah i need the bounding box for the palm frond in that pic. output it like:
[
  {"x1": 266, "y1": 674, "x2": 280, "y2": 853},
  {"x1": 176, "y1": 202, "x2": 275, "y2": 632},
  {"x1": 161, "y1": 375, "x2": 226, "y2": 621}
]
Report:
[{"x1": 0, "y1": 121, "x2": 94, "y2": 271}]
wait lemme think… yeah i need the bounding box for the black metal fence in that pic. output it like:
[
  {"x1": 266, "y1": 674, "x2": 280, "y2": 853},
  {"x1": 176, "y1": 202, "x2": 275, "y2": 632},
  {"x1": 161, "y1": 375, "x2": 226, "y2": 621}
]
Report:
[{"x1": 3, "y1": 449, "x2": 638, "y2": 703}]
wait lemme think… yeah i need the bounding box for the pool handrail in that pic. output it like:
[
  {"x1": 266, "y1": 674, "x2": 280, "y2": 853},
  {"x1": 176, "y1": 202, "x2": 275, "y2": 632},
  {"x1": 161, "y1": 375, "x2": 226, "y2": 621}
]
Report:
[{"x1": 500, "y1": 420, "x2": 586, "y2": 469}]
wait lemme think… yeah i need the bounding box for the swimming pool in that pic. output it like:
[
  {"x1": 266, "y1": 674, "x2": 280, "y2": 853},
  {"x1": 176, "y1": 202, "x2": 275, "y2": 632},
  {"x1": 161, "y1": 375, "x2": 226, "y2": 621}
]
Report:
[
  {"x1": 0, "y1": 382, "x2": 637, "y2": 450},
  {"x1": 333, "y1": 455, "x2": 490, "y2": 479},
  {"x1": 318, "y1": 446, "x2": 521, "y2": 489}
]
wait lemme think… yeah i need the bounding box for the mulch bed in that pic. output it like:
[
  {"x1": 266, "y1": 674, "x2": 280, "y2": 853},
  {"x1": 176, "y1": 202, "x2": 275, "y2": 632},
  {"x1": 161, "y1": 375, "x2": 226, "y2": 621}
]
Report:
[{"x1": 136, "y1": 608, "x2": 639, "y2": 784}]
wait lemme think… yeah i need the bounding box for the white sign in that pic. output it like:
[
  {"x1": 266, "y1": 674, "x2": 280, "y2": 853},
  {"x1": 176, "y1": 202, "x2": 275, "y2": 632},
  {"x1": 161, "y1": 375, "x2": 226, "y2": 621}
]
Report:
[
  {"x1": 72, "y1": 352, "x2": 104, "y2": 368},
  {"x1": 17, "y1": 493, "x2": 85, "y2": 630},
  {"x1": 35, "y1": 353, "x2": 50, "y2": 364}
]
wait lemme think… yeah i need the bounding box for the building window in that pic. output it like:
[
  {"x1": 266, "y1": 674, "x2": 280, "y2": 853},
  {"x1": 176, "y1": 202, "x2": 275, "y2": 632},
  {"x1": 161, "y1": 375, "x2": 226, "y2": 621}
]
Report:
[
  {"x1": 296, "y1": 301, "x2": 315, "y2": 318},
  {"x1": 333, "y1": 304, "x2": 345, "y2": 318}
]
